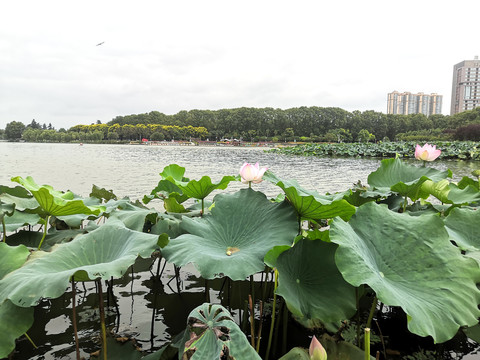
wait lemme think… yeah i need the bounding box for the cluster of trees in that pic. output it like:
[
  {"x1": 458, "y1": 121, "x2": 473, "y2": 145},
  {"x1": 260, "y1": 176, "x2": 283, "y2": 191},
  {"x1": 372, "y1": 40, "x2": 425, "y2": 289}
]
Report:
[
  {"x1": 3, "y1": 120, "x2": 208, "y2": 142},
  {"x1": 107, "y1": 106, "x2": 480, "y2": 142},
  {"x1": 3, "y1": 106, "x2": 480, "y2": 143}
]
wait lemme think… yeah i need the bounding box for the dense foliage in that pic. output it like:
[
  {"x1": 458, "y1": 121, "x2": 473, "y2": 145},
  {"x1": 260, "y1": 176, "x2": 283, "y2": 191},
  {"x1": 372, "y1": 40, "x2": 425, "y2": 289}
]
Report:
[
  {"x1": 3, "y1": 106, "x2": 480, "y2": 143},
  {"x1": 2, "y1": 156, "x2": 480, "y2": 359},
  {"x1": 270, "y1": 141, "x2": 480, "y2": 160}
]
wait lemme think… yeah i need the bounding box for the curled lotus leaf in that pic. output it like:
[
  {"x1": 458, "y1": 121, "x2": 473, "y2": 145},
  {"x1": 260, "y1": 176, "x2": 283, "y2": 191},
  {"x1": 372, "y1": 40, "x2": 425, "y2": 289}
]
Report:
[
  {"x1": 178, "y1": 303, "x2": 261, "y2": 359},
  {"x1": 162, "y1": 188, "x2": 297, "y2": 280},
  {"x1": 263, "y1": 171, "x2": 356, "y2": 221},
  {"x1": 367, "y1": 158, "x2": 451, "y2": 201},
  {"x1": 161, "y1": 164, "x2": 235, "y2": 200},
  {"x1": 11, "y1": 176, "x2": 105, "y2": 217},
  {"x1": 330, "y1": 202, "x2": 480, "y2": 343},
  {"x1": 0, "y1": 219, "x2": 164, "y2": 308}
]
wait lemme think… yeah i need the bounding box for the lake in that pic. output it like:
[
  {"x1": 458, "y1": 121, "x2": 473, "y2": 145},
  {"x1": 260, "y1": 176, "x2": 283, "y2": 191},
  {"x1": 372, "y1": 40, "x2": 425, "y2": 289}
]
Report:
[{"x1": 1, "y1": 142, "x2": 477, "y2": 200}]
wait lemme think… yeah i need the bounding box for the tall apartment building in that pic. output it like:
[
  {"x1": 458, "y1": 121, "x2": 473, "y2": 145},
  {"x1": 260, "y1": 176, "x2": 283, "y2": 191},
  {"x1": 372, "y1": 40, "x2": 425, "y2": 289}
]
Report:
[
  {"x1": 387, "y1": 91, "x2": 442, "y2": 116},
  {"x1": 450, "y1": 56, "x2": 480, "y2": 115}
]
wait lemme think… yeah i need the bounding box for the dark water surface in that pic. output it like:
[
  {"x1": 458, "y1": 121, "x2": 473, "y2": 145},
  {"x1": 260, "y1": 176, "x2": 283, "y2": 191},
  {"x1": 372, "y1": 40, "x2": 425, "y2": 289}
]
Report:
[{"x1": 1, "y1": 142, "x2": 480, "y2": 359}]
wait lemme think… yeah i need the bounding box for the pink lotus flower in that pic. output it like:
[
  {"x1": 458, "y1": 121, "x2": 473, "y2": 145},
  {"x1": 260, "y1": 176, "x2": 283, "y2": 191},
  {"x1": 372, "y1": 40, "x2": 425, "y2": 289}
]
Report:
[
  {"x1": 415, "y1": 143, "x2": 441, "y2": 161},
  {"x1": 239, "y1": 162, "x2": 267, "y2": 184},
  {"x1": 309, "y1": 336, "x2": 327, "y2": 360}
]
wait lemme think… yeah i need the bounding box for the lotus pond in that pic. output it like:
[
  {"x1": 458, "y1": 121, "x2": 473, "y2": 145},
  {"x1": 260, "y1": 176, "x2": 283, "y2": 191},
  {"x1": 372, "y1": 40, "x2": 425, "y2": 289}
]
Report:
[{"x1": 2, "y1": 148, "x2": 480, "y2": 359}]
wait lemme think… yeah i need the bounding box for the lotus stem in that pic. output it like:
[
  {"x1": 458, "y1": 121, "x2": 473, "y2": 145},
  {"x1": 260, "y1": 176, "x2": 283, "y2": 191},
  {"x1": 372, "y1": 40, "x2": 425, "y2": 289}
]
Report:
[
  {"x1": 356, "y1": 288, "x2": 361, "y2": 345},
  {"x1": 365, "y1": 327, "x2": 371, "y2": 360},
  {"x1": 282, "y1": 302, "x2": 288, "y2": 355},
  {"x1": 23, "y1": 332, "x2": 37, "y2": 349},
  {"x1": 2, "y1": 218, "x2": 6, "y2": 242},
  {"x1": 97, "y1": 279, "x2": 107, "y2": 360},
  {"x1": 255, "y1": 300, "x2": 264, "y2": 353},
  {"x1": 366, "y1": 296, "x2": 378, "y2": 330},
  {"x1": 37, "y1": 215, "x2": 51, "y2": 250},
  {"x1": 71, "y1": 276, "x2": 81, "y2": 360},
  {"x1": 201, "y1": 198, "x2": 204, "y2": 216},
  {"x1": 265, "y1": 268, "x2": 278, "y2": 360},
  {"x1": 248, "y1": 294, "x2": 255, "y2": 348}
]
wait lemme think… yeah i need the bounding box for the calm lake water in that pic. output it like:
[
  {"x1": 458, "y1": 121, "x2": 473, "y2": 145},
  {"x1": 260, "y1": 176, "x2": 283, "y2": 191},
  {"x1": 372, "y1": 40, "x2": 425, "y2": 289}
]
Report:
[
  {"x1": 1, "y1": 142, "x2": 478, "y2": 199},
  {"x1": 2, "y1": 142, "x2": 480, "y2": 359}
]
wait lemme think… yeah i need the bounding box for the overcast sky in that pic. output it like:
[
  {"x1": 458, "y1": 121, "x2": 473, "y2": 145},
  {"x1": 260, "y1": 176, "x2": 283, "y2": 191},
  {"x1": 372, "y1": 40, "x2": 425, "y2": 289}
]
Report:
[{"x1": 1, "y1": 1, "x2": 478, "y2": 130}]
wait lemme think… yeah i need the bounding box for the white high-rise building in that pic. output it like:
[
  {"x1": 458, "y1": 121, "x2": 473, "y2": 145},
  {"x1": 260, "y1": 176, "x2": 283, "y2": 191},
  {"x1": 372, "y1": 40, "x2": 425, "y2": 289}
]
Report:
[
  {"x1": 450, "y1": 56, "x2": 480, "y2": 115},
  {"x1": 387, "y1": 91, "x2": 442, "y2": 116}
]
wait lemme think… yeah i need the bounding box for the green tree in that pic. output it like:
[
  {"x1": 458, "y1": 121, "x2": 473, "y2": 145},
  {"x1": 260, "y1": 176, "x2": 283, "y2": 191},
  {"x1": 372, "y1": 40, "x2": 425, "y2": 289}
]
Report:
[
  {"x1": 5, "y1": 121, "x2": 26, "y2": 140},
  {"x1": 357, "y1": 129, "x2": 375, "y2": 143}
]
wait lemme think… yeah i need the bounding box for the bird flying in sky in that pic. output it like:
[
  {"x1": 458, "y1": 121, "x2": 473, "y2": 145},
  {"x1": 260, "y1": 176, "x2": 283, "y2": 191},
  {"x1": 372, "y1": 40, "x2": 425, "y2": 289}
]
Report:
[{"x1": 96, "y1": 41, "x2": 105, "y2": 46}]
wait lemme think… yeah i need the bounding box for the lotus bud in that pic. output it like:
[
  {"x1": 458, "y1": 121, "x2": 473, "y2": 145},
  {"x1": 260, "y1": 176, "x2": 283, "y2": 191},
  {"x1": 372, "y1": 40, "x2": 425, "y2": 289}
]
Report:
[
  {"x1": 414, "y1": 143, "x2": 441, "y2": 161},
  {"x1": 309, "y1": 336, "x2": 327, "y2": 360},
  {"x1": 239, "y1": 162, "x2": 268, "y2": 184}
]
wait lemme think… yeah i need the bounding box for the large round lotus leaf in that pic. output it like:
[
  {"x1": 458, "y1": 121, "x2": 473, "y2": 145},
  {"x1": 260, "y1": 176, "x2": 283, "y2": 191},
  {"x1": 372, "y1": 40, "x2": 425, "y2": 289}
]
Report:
[
  {"x1": 0, "y1": 219, "x2": 162, "y2": 307},
  {"x1": 444, "y1": 207, "x2": 480, "y2": 251},
  {"x1": 330, "y1": 202, "x2": 480, "y2": 343},
  {"x1": 178, "y1": 303, "x2": 261, "y2": 359},
  {"x1": 367, "y1": 158, "x2": 451, "y2": 201},
  {"x1": 0, "y1": 300, "x2": 34, "y2": 358},
  {"x1": 275, "y1": 238, "x2": 356, "y2": 327},
  {"x1": 162, "y1": 188, "x2": 297, "y2": 280}
]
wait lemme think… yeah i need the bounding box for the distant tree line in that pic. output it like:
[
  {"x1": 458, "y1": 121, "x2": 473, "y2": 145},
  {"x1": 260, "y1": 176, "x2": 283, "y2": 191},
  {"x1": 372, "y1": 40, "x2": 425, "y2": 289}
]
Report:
[{"x1": 2, "y1": 106, "x2": 480, "y2": 142}]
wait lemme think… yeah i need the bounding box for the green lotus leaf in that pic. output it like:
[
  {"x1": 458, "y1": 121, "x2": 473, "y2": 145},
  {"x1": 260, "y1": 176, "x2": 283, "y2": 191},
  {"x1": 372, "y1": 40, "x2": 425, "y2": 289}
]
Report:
[
  {"x1": 463, "y1": 323, "x2": 480, "y2": 344},
  {"x1": 162, "y1": 188, "x2": 297, "y2": 280},
  {"x1": 176, "y1": 175, "x2": 236, "y2": 200},
  {"x1": 0, "y1": 300, "x2": 34, "y2": 358},
  {"x1": 330, "y1": 202, "x2": 480, "y2": 343},
  {"x1": 278, "y1": 347, "x2": 310, "y2": 360},
  {"x1": 160, "y1": 164, "x2": 235, "y2": 200},
  {"x1": 0, "y1": 219, "x2": 164, "y2": 307},
  {"x1": 0, "y1": 243, "x2": 34, "y2": 358},
  {"x1": 6, "y1": 228, "x2": 85, "y2": 250},
  {"x1": 145, "y1": 179, "x2": 189, "y2": 205},
  {"x1": 420, "y1": 179, "x2": 451, "y2": 204},
  {"x1": 3, "y1": 211, "x2": 41, "y2": 232},
  {"x1": 458, "y1": 176, "x2": 479, "y2": 190},
  {"x1": 109, "y1": 202, "x2": 159, "y2": 231},
  {"x1": 178, "y1": 303, "x2": 261, "y2": 359},
  {"x1": 0, "y1": 242, "x2": 30, "y2": 279},
  {"x1": 160, "y1": 163, "x2": 190, "y2": 183},
  {"x1": 447, "y1": 183, "x2": 480, "y2": 204},
  {"x1": 0, "y1": 192, "x2": 39, "y2": 211},
  {"x1": 444, "y1": 207, "x2": 480, "y2": 251},
  {"x1": 163, "y1": 196, "x2": 188, "y2": 213},
  {"x1": 89, "y1": 184, "x2": 117, "y2": 201},
  {"x1": 263, "y1": 171, "x2": 356, "y2": 221},
  {"x1": 150, "y1": 214, "x2": 184, "y2": 239},
  {"x1": 367, "y1": 158, "x2": 451, "y2": 201},
  {"x1": 278, "y1": 334, "x2": 372, "y2": 360},
  {"x1": 11, "y1": 176, "x2": 105, "y2": 216},
  {"x1": 0, "y1": 201, "x2": 15, "y2": 220},
  {"x1": 276, "y1": 238, "x2": 356, "y2": 327}
]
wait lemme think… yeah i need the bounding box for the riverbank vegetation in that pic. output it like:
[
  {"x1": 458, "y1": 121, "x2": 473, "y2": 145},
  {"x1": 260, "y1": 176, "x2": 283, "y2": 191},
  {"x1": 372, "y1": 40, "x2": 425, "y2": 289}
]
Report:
[
  {"x1": 269, "y1": 141, "x2": 480, "y2": 161},
  {"x1": 2, "y1": 155, "x2": 480, "y2": 359},
  {"x1": 3, "y1": 106, "x2": 480, "y2": 143}
]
